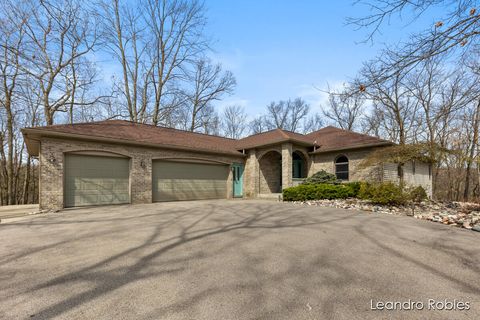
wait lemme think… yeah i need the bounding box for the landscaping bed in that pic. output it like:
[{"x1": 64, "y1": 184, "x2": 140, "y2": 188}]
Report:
[
  {"x1": 283, "y1": 170, "x2": 480, "y2": 232},
  {"x1": 290, "y1": 198, "x2": 480, "y2": 232}
]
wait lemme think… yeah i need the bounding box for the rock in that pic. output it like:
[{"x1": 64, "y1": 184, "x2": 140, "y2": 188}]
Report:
[
  {"x1": 463, "y1": 222, "x2": 472, "y2": 229},
  {"x1": 472, "y1": 225, "x2": 480, "y2": 232}
]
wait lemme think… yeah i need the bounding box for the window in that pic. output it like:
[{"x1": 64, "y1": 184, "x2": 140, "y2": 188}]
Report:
[
  {"x1": 292, "y1": 152, "x2": 305, "y2": 178},
  {"x1": 335, "y1": 155, "x2": 349, "y2": 180}
]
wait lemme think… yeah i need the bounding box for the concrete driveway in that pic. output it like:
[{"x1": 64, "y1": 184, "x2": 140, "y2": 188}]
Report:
[
  {"x1": 0, "y1": 204, "x2": 39, "y2": 219},
  {"x1": 0, "y1": 200, "x2": 479, "y2": 320}
]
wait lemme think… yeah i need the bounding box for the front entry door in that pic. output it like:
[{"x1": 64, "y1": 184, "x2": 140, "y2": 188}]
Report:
[{"x1": 232, "y1": 163, "x2": 244, "y2": 198}]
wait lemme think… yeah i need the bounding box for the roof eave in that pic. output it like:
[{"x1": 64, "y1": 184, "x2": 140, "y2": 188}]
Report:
[
  {"x1": 236, "y1": 138, "x2": 314, "y2": 150},
  {"x1": 21, "y1": 128, "x2": 246, "y2": 158},
  {"x1": 309, "y1": 142, "x2": 393, "y2": 154}
]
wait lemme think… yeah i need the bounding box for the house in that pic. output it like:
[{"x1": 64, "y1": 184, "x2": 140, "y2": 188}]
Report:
[{"x1": 22, "y1": 120, "x2": 432, "y2": 210}]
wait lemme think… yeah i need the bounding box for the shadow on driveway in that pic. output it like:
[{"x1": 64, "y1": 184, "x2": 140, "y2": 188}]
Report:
[{"x1": 0, "y1": 200, "x2": 479, "y2": 319}]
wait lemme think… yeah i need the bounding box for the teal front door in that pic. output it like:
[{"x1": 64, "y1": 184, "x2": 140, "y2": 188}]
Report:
[{"x1": 232, "y1": 163, "x2": 244, "y2": 197}]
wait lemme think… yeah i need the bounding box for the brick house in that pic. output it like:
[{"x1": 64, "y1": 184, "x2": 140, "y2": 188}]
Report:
[{"x1": 22, "y1": 120, "x2": 432, "y2": 210}]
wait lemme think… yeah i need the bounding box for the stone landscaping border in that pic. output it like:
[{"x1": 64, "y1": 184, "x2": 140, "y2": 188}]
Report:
[{"x1": 289, "y1": 199, "x2": 480, "y2": 233}]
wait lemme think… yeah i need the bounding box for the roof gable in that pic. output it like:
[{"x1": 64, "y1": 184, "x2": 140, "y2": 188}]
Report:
[
  {"x1": 235, "y1": 128, "x2": 315, "y2": 149},
  {"x1": 307, "y1": 126, "x2": 392, "y2": 153}
]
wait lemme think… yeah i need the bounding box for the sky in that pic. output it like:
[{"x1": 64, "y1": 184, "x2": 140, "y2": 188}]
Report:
[{"x1": 203, "y1": 0, "x2": 445, "y2": 118}]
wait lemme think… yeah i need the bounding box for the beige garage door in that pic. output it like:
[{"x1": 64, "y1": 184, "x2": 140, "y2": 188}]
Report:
[
  {"x1": 153, "y1": 160, "x2": 228, "y2": 201},
  {"x1": 64, "y1": 154, "x2": 130, "y2": 207}
]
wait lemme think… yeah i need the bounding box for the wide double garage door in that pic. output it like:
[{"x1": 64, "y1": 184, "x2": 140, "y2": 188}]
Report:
[
  {"x1": 64, "y1": 155, "x2": 228, "y2": 207},
  {"x1": 152, "y1": 160, "x2": 229, "y2": 201}
]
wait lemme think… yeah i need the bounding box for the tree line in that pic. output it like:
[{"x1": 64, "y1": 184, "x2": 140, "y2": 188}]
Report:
[
  {"x1": 0, "y1": 0, "x2": 322, "y2": 205},
  {"x1": 1, "y1": 0, "x2": 479, "y2": 205},
  {"x1": 320, "y1": 0, "x2": 480, "y2": 202}
]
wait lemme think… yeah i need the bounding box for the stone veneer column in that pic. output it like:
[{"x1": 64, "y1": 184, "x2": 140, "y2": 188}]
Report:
[
  {"x1": 281, "y1": 143, "x2": 292, "y2": 190},
  {"x1": 130, "y1": 153, "x2": 152, "y2": 204},
  {"x1": 244, "y1": 149, "x2": 259, "y2": 197},
  {"x1": 39, "y1": 140, "x2": 64, "y2": 210}
]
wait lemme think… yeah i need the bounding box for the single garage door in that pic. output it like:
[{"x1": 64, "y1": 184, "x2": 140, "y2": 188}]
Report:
[
  {"x1": 64, "y1": 154, "x2": 130, "y2": 207},
  {"x1": 153, "y1": 160, "x2": 228, "y2": 201}
]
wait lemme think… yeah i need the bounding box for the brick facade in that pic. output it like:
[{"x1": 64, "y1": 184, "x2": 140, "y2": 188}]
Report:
[
  {"x1": 258, "y1": 150, "x2": 282, "y2": 193},
  {"x1": 39, "y1": 138, "x2": 244, "y2": 210},
  {"x1": 310, "y1": 148, "x2": 382, "y2": 182},
  {"x1": 38, "y1": 136, "x2": 433, "y2": 210}
]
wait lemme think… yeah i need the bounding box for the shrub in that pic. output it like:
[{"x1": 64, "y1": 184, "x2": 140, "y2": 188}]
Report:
[
  {"x1": 283, "y1": 182, "x2": 360, "y2": 201},
  {"x1": 358, "y1": 182, "x2": 373, "y2": 200},
  {"x1": 358, "y1": 182, "x2": 407, "y2": 206},
  {"x1": 302, "y1": 170, "x2": 340, "y2": 185},
  {"x1": 346, "y1": 181, "x2": 361, "y2": 195},
  {"x1": 408, "y1": 186, "x2": 428, "y2": 203}
]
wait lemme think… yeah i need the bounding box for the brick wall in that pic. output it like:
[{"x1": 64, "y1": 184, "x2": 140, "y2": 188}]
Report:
[
  {"x1": 311, "y1": 148, "x2": 382, "y2": 182},
  {"x1": 311, "y1": 147, "x2": 433, "y2": 197},
  {"x1": 39, "y1": 137, "x2": 244, "y2": 210},
  {"x1": 258, "y1": 150, "x2": 282, "y2": 193},
  {"x1": 244, "y1": 149, "x2": 258, "y2": 198}
]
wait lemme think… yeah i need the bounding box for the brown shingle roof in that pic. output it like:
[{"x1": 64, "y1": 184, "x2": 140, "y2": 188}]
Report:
[
  {"x1": 307, "y1": 126, "x2": 392, "y2": 153},
  {"x1": 22, "y1": 120, "x2": 394, "y2": 157},
  {"x1": 235, "y1": 128, "x2": 315, "y2": 149},
  {"x1": 22, "y1": 120, "x2": 243, "y2": 156}
]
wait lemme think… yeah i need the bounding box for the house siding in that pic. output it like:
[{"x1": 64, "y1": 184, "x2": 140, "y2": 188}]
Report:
[{"x1": 383, "y1": 161, "x2": 433, "y2": 197}]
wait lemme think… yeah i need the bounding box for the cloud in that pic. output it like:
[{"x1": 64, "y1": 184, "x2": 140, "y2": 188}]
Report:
[{"x1": 295, "y1": 80, "x2": 346, "y2": 110}]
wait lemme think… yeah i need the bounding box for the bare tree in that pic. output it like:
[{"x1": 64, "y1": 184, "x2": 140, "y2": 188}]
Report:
[
  {"x1": 198, "y1": 105, "x2": 220, "y2": 135},
  {"x1": 464, "y1": 100, "x2": 480, "y2": 200},
  {"x1": 355, "y1": 60, "x2": 419, "y2": 145},
  {"x1": 19, "y1": 0, "x2": 100, "y2": 125},
  {"x1": 289, "y1": 98, "x2": 311, "y2": 132},
  {"x1": 102, "y1": 0, "x2": 153, "y2": 123},
  {"x1": 349, "y1": 0, "x2": 480, "y2": 79},
  {"x1": 322, "y1": 87, "x2": 365, "y2": 130},
  {"x1": 264, "y1": 98, "x2": 310, "y2": 132},
  {"x1": 222, "y1": 105, "x2": 247, "y2": 139},
  {"x1": 301, "y1": 113, "x2": 324, "y2": 134},
  {"x1": 183, "y1": 58, "x2": 235, "y2": 132},
  {"x1": 249, "y1": 115, "x2": 267, "y2": 135},
  {"x1": 0, "y1": 5, "x2": 25, "y2": 204},
  {"x1": 145, "y1": 0, "x2": 208, "y2": 125}
]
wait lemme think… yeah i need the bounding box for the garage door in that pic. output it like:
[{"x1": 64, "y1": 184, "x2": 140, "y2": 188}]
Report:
[
  {"x1": 153, "y1": 160, "x2": 228, "y2": 201},
  {"x1": 64, "y1": 154, "x2": 130, "y2": 207}
]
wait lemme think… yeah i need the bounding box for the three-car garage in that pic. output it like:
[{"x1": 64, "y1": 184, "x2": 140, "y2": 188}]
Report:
[{"x1": 64, "y1": 154, "x2": 230, "y2": 207}]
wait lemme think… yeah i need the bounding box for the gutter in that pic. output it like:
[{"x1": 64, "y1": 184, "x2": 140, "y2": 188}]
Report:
[
  {"x1": 21, "y1": 128, "x2": 247, "y2": 158},
  {"x1": 308, "y1": 142, "x2": 393, "y2": 154}
]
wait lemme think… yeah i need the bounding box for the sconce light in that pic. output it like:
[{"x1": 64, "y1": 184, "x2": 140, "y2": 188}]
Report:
[{"x1": 140, "y1": 159, "x2": 146, "y2": 169}]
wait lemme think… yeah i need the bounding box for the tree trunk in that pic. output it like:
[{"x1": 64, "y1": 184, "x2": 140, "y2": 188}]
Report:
[
  {"x1": 464, "y1": 100, "x2": 480, "y2": 201},
  {"x1": 23, "y1": 156, "x2": 31, "y2": 204},
  {"x1": 6, "y1": 103, "x2": 14, "y2": 205}
]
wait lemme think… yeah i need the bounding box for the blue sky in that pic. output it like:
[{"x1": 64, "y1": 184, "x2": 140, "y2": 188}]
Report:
[{"x1": 204, "y1": 0, "x2": 445, "y2": 117}]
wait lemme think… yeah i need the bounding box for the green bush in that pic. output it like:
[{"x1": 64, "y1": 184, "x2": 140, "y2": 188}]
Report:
[
  {"x1": 302, "y1": 170, "x2": 340, "y2": 185},
  {"x1": 283, "y1": 182, "x2": 360, "y2": 201},
  {"x1": 408, "y1": 186, "x2": 428, "y2": 203},
  {"x1": 358, "y1": 182, "x2": 407, "y2": 206}
]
